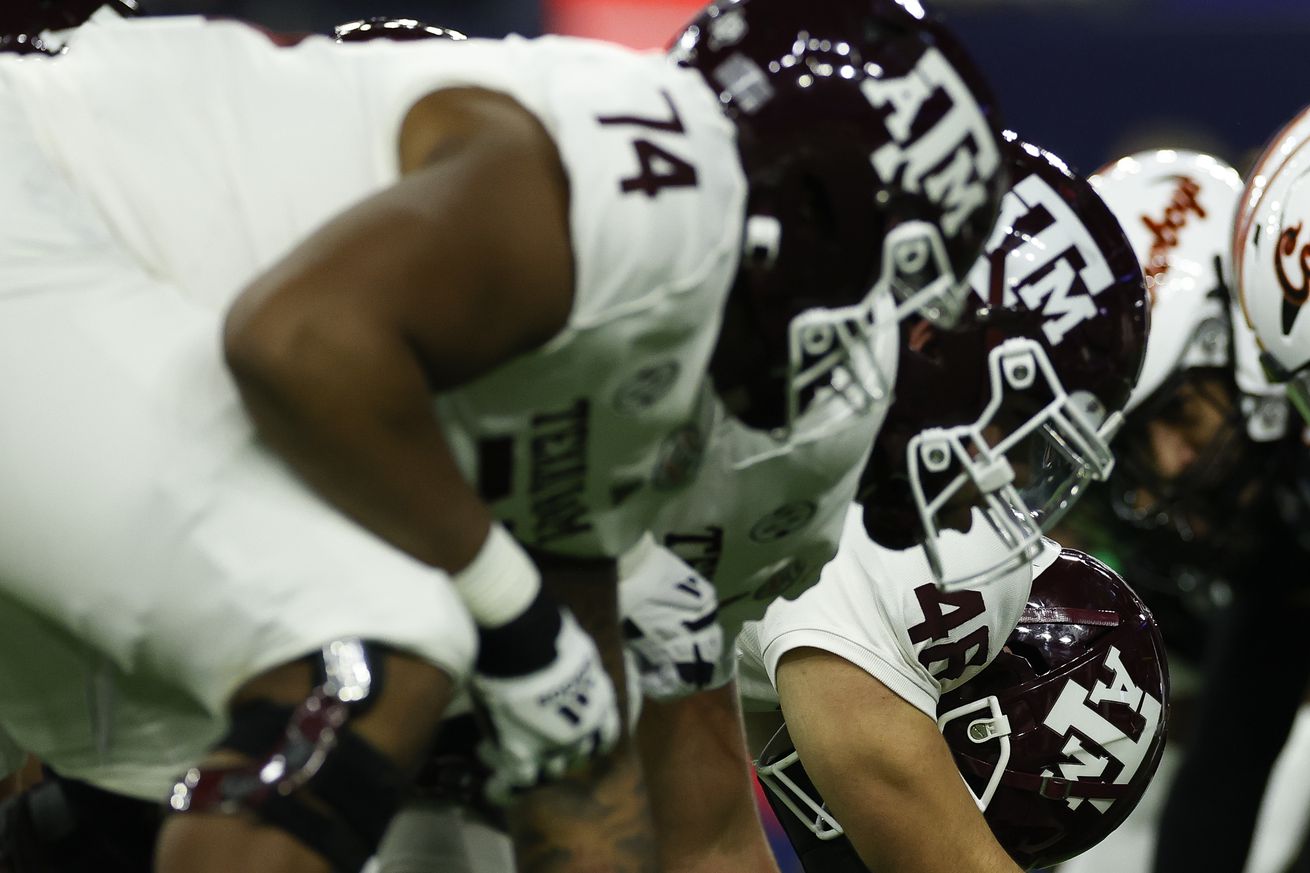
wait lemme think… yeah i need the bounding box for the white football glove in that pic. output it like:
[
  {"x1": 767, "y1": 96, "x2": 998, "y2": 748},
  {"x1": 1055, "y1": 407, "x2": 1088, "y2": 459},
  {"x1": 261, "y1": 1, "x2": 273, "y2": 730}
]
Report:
[
  {"x1": 619, "y1": 542, "x2": 731, "y2": 701},
  {"x1": 471, "y1": 608, "x2": 621, "y2": 805}
]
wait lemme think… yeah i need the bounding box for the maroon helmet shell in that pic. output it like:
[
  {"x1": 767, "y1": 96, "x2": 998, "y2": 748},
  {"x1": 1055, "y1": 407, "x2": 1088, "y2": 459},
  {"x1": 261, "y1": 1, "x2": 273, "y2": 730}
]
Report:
[
  {"x1": 860, "y1": 136, "x2": 1149, "y2": 588},
  {"x1": 333, "y1": 17, "x2": 467, "y2": 43},
  {"x1": 0, "y1": 0, "x2": 136, "y2": 54},
  {"x1": 938, "y1": 548, "x2": 1170, "y2": 869},
  {"x1": 670, "y1": 0, "x2": 1006, "y2": 431}
]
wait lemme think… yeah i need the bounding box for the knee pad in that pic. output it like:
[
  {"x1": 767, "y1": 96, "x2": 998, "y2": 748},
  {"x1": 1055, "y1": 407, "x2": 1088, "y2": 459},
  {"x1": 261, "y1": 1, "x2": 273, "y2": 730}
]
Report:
[
  {"x1": 0, "y1": 770, "x2": 160, "y2": 873},
  {"x1": 168, "y1": 639, "x2": 408, "y2": 873}
]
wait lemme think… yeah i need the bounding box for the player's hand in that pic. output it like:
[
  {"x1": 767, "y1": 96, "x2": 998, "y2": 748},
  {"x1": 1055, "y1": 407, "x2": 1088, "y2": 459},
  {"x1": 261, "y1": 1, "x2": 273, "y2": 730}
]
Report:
[
  {"x1": 471, "y1": 609, "x2": 621, "y2": 804},
  {"x1": 620, "y1": 545, "x2": 729, "y2": 701}
]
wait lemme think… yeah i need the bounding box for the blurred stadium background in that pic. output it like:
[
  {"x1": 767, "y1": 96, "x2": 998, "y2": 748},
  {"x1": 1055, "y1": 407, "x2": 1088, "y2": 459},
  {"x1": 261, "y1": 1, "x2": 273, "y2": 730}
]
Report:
[{"x1": 142, "y1": 0, "x2": 1310, "y2": 178}]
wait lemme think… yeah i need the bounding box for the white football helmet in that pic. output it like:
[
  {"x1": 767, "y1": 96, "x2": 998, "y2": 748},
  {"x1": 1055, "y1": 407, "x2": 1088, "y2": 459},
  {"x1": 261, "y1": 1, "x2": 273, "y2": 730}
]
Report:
[
  {"x1": 1091, "y1": 149, "x2": 1288, "y2": 441},
  {"x1": 1235, "y1": 107, "x2": 1310, "y2": 425}
]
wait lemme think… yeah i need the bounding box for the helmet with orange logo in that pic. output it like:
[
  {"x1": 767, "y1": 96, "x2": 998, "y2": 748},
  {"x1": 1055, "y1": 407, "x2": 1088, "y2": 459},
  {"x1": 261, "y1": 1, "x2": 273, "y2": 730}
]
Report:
[
  {"x1": 1092, "y1": 150, "x2": 1284, "y2": 430},
  {"x1": 1091, "y1": 149, "x2": 1289, "y2": 534},
  {"x1": 1234, "y1": 110, "x2": 1310, "y2": 425}
]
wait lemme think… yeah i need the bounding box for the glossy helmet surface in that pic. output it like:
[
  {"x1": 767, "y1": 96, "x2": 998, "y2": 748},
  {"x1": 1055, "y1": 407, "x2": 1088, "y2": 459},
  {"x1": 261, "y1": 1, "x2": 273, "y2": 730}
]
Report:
[
  {"x1": 938, "y1": 548, "x2": 1169, "y2": 869},
  {"x1": 0, "y1": 0, "x2": 135, "y2": 54},
  {"x1": 333, "y1": 17, "x2": 467, "y2": 42},
  {"x1": 1234, "y1": 105, "x2": 1310, "y2": 425},
  {"x1": 1093, "y1": 150, "x2": 1284, "y2": 429},
  {"x1": 860, "y1": 136, "x2": 1148, "y2": 589},
  {"x1": 1234, "y1": 104, "x2": 1310, "y2": 288},
  {"x1": 1090, "y1": 150, "x2": 1289, "y2": 539},
  {"x1": 671, "y1": 0, "x2": 1006, "y2": 444}
]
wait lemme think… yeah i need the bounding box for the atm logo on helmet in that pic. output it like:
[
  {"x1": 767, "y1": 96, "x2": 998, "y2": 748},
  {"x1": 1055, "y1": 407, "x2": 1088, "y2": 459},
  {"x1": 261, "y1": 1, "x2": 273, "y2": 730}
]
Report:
[
  {"x1": 1039, "y1": 645, "x2": 1163, "y2": 813},
  {"x1": 861, "y1": 47, "x2": 1000, "y2": 239},
  {"x1": 967, "y1": 173, "x2": 1114, "y2": 346}
]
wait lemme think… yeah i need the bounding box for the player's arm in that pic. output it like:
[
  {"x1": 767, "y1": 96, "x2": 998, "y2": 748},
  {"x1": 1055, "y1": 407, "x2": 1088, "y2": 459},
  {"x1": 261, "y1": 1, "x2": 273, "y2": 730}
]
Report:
[
  {"x1": 636, "y1": 682, "x2": 782, "y2": 873},
  {"x1": 224, "y1": 87, "x2": 621, "y2": 797},
  {"x1": 223, "y1": 86, "x2": 572, "y2": 573},
  {"x1": 776, "y1": 647, "x2": 1022, "y2": 873}
]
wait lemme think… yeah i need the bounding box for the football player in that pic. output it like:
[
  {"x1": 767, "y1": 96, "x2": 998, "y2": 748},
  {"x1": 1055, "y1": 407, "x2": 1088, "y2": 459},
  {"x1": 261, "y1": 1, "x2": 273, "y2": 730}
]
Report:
[
  {"x1": 1064, "y1": 148, "x2": 1310, "y2": 873},
  {"x1": 370, "y1": 133, "x2": 1151, "y2": 872},
  {"x1": 0, "y1": 2, "x2": 1007, "y2": 873},
  {"x1": 745, "y1": 526, "x2": 1169, "y2": 873},
  {"x1": 615, "y1": 131, "x2": 1146, "y2": 871},
  {"x1": 731, "y1": 136, "x2": 1154, "y2": 873}
]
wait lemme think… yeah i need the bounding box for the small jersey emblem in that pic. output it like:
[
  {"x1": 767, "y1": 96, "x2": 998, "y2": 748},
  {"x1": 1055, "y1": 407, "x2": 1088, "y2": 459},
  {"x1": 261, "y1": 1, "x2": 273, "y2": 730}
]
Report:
[{"x1": 613, "y1": 361, "x2": 681, "y2": 414}]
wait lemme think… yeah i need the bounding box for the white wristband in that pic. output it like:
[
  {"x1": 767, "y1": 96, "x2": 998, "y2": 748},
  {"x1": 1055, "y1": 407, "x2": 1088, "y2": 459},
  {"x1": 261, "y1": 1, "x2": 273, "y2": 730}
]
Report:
[{"x1": 452, "y1": 523, "x2": 542, "y2": 628}]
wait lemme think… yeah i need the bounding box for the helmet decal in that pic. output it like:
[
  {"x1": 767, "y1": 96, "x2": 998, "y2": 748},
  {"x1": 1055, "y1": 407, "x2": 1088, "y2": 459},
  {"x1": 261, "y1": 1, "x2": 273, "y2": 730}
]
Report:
[
  {"x1": 1234, "y1": 106, "x2": 1310, "y2": 423},
  {"x1": 967, "y1": 169, "x2": 1117, "y2": 347},
  {"x1": 1139, "y1": 174, "x2": 1206, "y2": 293},
  {"x1": 1039, "y1": 643, "x2": 1165, "y2": 814},
  {"x1": 1274, "y1": 219, "x2": 1310, "y2": 334},
  {"x1": 863, "y1": 45, "x2": 1001, "y2": 239}
]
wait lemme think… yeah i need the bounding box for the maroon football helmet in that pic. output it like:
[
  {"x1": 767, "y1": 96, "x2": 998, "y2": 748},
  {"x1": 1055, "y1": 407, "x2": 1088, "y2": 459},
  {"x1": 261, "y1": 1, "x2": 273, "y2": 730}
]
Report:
[
  {"x1": 671, "y1": 0, "x2": 1007, "y2": 434},
  {"x1": 938, "y1": 548, "x2": 1169, "y2": 869},
  {"x1": 754, "y1": 546, "x2": 1167, "y2": 872},
  {"x1": 0, "y1": 0, "x2": 135, "y2": 54},
  {"x1": 333, "y1": 17, "x2": 467, "y2": 43},
  {"x1": 860, "y1": 136, "x2": 1149, "y2": 589}
]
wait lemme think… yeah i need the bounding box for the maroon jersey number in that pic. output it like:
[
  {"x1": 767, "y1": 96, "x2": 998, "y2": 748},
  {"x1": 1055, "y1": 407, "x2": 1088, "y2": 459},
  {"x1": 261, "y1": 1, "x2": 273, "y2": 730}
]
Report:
[{"x1": 598, "y1": 90, "x2": 699, "y2": 198}]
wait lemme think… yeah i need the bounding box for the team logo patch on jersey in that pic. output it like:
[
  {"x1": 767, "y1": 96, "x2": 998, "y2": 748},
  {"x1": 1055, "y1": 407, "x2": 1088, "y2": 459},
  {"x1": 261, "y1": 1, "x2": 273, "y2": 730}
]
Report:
[
  {"x1": 748, "y1": 501, "x2": 816, "y2": 543},
  {"x1": 652, "y1": 422, "x2": 705, "y2": 491},
  {"x1": 613, "y1": 361, "x2": 681, "y2": 414}
]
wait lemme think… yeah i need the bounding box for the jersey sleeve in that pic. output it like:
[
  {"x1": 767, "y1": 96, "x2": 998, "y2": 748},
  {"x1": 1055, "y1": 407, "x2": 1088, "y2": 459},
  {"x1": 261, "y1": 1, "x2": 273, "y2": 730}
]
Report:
[{"x1": 746, "y1": 506, "x2": 1056, "y2": 719}]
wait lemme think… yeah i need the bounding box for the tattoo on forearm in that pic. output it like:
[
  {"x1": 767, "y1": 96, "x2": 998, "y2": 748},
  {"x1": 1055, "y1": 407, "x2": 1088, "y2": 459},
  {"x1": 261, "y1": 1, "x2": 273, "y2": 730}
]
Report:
[{"x1": 511, "y1": 746, "x2": 658, "y2": 873}]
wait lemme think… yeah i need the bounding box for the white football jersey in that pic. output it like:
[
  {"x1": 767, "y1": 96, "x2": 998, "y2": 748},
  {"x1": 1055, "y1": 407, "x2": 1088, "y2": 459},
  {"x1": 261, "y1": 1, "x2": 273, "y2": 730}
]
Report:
[
  {"x1": 644, "y1": 353, "x2": 893, "y2": 642},
  {"x1": 0, "y1": 16, "x2": 746, "y2": 559},
  {"x1": 737, "y1": 506, "x2": 1059, "y2": 718},
  {"x1": 0, "y1": 16, "x2": 746, "y2": 795}
]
